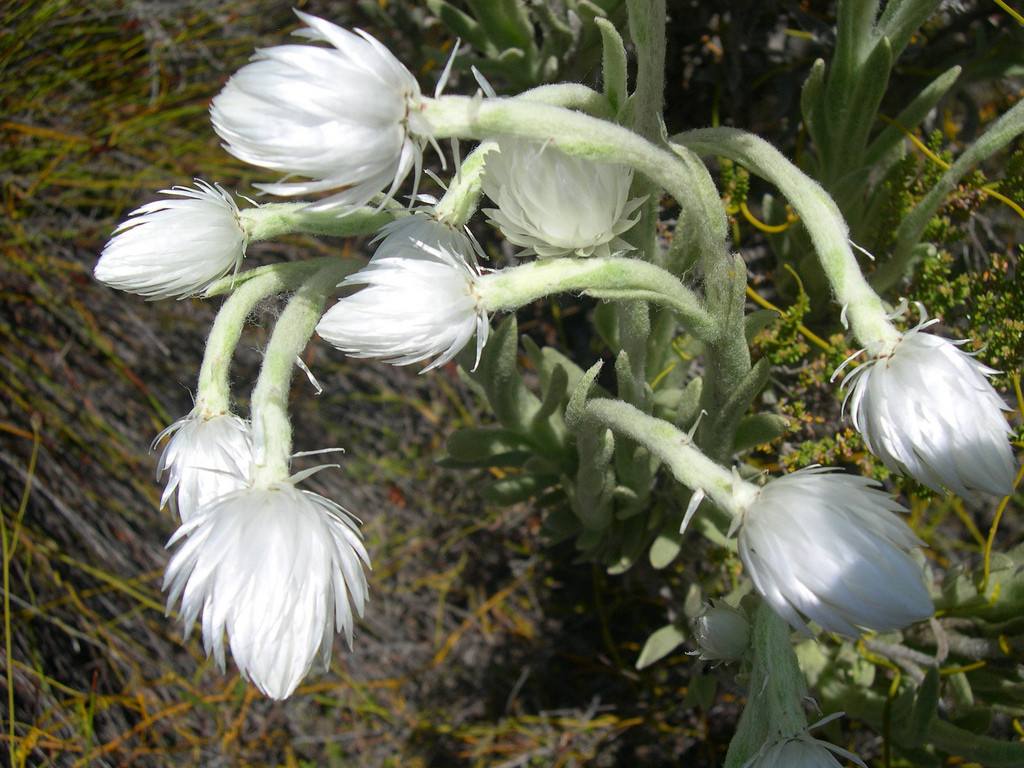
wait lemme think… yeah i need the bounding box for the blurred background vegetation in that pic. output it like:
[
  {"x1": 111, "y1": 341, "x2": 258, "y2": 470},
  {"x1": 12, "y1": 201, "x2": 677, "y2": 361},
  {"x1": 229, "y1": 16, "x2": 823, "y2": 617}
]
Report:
[{"x1": 1, "y1": 1, "x2": 1021, "y2": 765}]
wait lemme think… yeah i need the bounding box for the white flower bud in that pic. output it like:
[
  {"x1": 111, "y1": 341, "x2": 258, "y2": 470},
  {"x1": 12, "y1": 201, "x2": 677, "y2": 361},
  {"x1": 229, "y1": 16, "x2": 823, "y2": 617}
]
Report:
[
  {"x1": 691, "y1": 602, "x2": 750, "y2": 662},
  {"x1": 842, "y1": 321, "x2": 1016, "y2": 497},
  {"x1": 163, "y1": 480, "x2": 370, "y2": 700},
  {"x1": 210, "y1": 11, "x2": 426, "y2": 211},
  {"x1": 156, "y1": 409, "x2": 253, "y2": 523},
  {"x1": 95, "y1": 181, "x2": 246, "y2": 300},
  {"x1": 316, "y1": 213, "x2": 488, "y2": 371},
  {"x1": 737, "y1": 467, "x2": 933, "y2": 636},
  {"x1": 481, "y1": 138, "x2": 643, "y2": 258}
]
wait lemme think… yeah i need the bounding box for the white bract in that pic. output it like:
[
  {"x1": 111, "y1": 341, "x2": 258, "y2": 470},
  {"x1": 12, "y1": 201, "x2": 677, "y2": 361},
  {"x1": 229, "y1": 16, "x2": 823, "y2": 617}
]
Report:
[
  {"x1": 95, "y1": 181, "x2": 246, "y2": 300},
  {"x1": 737, "y1": 467, "x2": 933, "y2": 637},
  {"x1": 316, "y1": 213, "x2": 488, "y2": 371},
  {"x1": 210, "y1": 10, "x2": 426, "y2": 210},
  {"x1": 691, "y1": 602, "x2": 750, "y2": 662},
  {"x1": 163, "y1": 480, "x2": 370, "y2": 700},
  {"x1": 481, "y1": 138, "x2": 643, "y2": 258},
  {"x1": 156, "y1": 409, "x2": 253, "y2": 523},
  {"x1": 841, "y1": 319, "x2": 1016, "y2": 497}
]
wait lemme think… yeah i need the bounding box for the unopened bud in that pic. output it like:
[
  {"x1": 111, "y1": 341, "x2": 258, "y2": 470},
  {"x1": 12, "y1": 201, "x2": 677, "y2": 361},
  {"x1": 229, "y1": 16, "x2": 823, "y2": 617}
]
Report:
[{"x1": 691, "y1": 601, "x2": 750, "y2": 662}]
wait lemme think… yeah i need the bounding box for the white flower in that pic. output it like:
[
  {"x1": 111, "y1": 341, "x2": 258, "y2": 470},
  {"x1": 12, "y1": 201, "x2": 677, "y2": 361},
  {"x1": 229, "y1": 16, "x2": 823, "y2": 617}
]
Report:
[
  {"x1": 316, "y1": 213, "x2": 488, "y2": 371},
  {"x1": 840, "y1": 320, "x2": 1016, "y2": 497},
  {"x1": 163, "y1": 479, "x2": 370, "y2": 700},
  {"x1": 691, "y1": 601, "x2": 750, "y2": 662},
  {"x1": 95, "y1": 181, "x2": 246, "y2": 299},
  {"x1": 481, "y1": 138, "x2": 643, "y2": 258},
  {"x1": 156, "y1": 409, "x2": 253, "y2": 523},
  {"x1": 737, "y1": 467, "x2": 933, "y2": 636},
  {"x1": 210, "y1": 11, "x2": 425, "y2": 211},
  {"x1": 745, "y1": 735, "x2": 866, "y2": 768}
]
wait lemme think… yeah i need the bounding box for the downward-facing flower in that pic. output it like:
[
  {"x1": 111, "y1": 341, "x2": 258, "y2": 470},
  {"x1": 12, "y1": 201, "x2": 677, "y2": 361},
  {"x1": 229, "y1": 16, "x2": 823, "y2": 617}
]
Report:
[
  {"x1": 163, "y1": 478, "x2": 370, "y2": 700},
  {"x1": 744, "y1": 732, "x2": 866, "y2": 768},
  {"x1": 481, "y1": 138, "x2": 643, "y2": 258},
  {"x1": 210, "y1": 10, "x2": 425, "y2": 211},
  {"x1": 95, "y1": 180, "x2": 246, "y2": 299},
  {"x1": 737, "y1": 467, "x2": 932, "y2": 637},
  {"x1": 840, "y1": 318, "x2": 1016, "y2": 497},
  {"x1": 316, "y1": 213, "x2": 488, "y2": 371},
  {"x1": 156, "y1": 409, "x2": 253, "y2": 523}
]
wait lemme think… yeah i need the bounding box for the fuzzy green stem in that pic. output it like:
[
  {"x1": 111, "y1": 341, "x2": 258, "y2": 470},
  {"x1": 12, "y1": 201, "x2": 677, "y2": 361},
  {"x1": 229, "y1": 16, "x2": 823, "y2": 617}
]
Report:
[
  {"x1": 724, "y1": 603, "x2": 810, "y2": 767},
  {"x1": 195, "y1": 259, "x2": 342, "y2": 416},
  {"x1": 675, "y1": 127, "x2": 901, "y2": 354},
  {"x1": 516, "y1": 83, "x2": 614, "y2": 118},
  {"x1": 420, "y1": 95, "x2": 728, "y2": 263},
  {"x1": 477, "y1": 257, "x2": 716, "y2": 343},
  {"x1": 433, "y1": 84, "x2": 614, "y2": 229},
  {"x1": 249, "y1": 260, "x2": 356, "y2": 485},
  {"x1": 583, "y1": 398, "x2": 757, "y2": 517},
  {"x1": 240, "y1": 204, "x2": 397, "y2": 242}
]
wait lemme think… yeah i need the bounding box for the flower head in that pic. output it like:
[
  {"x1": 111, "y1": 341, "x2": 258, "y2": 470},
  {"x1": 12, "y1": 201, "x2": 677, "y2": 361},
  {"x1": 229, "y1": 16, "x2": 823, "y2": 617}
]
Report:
[
  {"x1": 745, "y1": 735, "x2": 865, "y2": 768},
  {"x1": 691, "y1": 601, "x2": 750, "y2": 662},
  {"x1": 737, "y1": 467, "x2": 932, "y2": 636},
  {"x1": 841, "y1": 320, "x2": 1016, "y2": 497},
  {"x1": 156, "y1": 409, "x2": 253, "y2": 523},
  {"x1": 481, "y1": 138, "x2": 643, "y2": 258},
  {"x1": 210, "y1": 11, "x2": 425, "y2": 211},
  {"x1": 316, "y1": 213, "x2": 488, "y2": 371},
  {"x1": 95, "y1": 181, "x2": 246, "y2": 299},
  {"x1": 163, "y1": 479, "x2": 370, "y2": 700}
]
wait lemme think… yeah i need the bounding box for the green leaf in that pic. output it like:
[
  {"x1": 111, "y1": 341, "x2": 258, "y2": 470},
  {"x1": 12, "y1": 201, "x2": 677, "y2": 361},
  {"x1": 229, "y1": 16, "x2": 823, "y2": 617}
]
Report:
[
  {"x1": 733, "y1": 413, "x2": 788, "y2": 453},
  {"x1": 649, "y1": 531, "x2": 682, "y2": 569},
  {"x1": 595, "y1": 17, "x2": 627, "y2": 113},
  {"x1": 533, "y1": 363, "x2": 568, "y2": 423},
  {"x1": 607, "y1": 518, "x2": 648, "y2": 574},
  {"x1": 800, "y1": 58, "x2": 828, "y2": 155},
  {"x1": 635, "y1": 623, "x2": 686, "y2": 670},
  {"x1": 863, "y1": 65, "x2": 961, "y2": 169},
  {"x1": 593, "y1": 300, "x2": 619, "y2": 349},
  {"x1": 565, "y1": 361, "x2": 604, "y2": 431},
  {"x1": 426, "y1": 0, "x2": 493, "y2": 53},
  {"x1": 907, "y1": 667, "x2": 939, "y2": 745},
  {"x1": 467, "y1": 315, "x2": 542, "y2": 430},
  {"x1": 743, "y1": 308, "x2": 778, "y2": 343},
  {"x1": 481, "y1": 473, "x2": 555, "y2": 505},
  {"x1": 674, "y1": 377, "x2": 703, "y2": 430},
  {"x1": 682, "y1": 667, "x2": 718, "y2": 710},
  {"x1": 445, "y1": 427, "x2": 530, "y2": 462},
  {"x1": 464, "y1": 0, "x2": 532, "y2": 49}
]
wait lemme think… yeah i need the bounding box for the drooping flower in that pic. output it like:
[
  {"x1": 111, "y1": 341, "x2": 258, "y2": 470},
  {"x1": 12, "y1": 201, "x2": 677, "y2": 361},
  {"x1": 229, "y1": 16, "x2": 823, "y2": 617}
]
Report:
[
  {"x1": 156, "y1": 409, "x2": 253, "y2": 523},
  {"x1": 95, "y1": 180, "x2": 246, "y2": 299},
  {"x1": 840, "y1": 317, "x2": 1016, "y2": 497},
  {"x1": 163, "y1": 479, "x2": 370, "y2": 700},
  {"x1": 736, "y1": 467, "x2": 933, "y2": 637},
  {"x1": 210, "y1": 10, "x2": 426, "y2": 211},
  {"x1": 744, "y1": 733, "x2": 866, "y2": 768},
  {"x1": 481, "y1": 138, "x2": 643, "y2": 258},
  {"x1": 316, "y1": 213, "x2": 488, "y2": 371},
  {"x1": 691, "y1": 601, "x2": 750, "y2": 662}
]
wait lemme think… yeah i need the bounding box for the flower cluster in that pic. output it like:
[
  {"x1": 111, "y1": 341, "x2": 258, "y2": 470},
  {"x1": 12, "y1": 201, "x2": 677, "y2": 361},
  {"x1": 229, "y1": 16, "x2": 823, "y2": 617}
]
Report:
[{"x1": 94, "y1": 12, "x2": 1018, "y2": 746}]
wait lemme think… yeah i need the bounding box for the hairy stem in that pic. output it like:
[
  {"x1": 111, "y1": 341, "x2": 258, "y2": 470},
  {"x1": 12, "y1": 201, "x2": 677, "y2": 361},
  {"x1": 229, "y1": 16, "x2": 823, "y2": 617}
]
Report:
[
  {"x1": 196, "y1": 259, "x2": 343, "y2": 415},
  {"x1": 249, "y1": 260, "x2": 357, "y2": 485},
  {"x1": 477, "y1": 257, "x2": 716, "y2": 343},
  {"x1": 676, "y1": 127, "x2": 901, "y2": 354}
]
